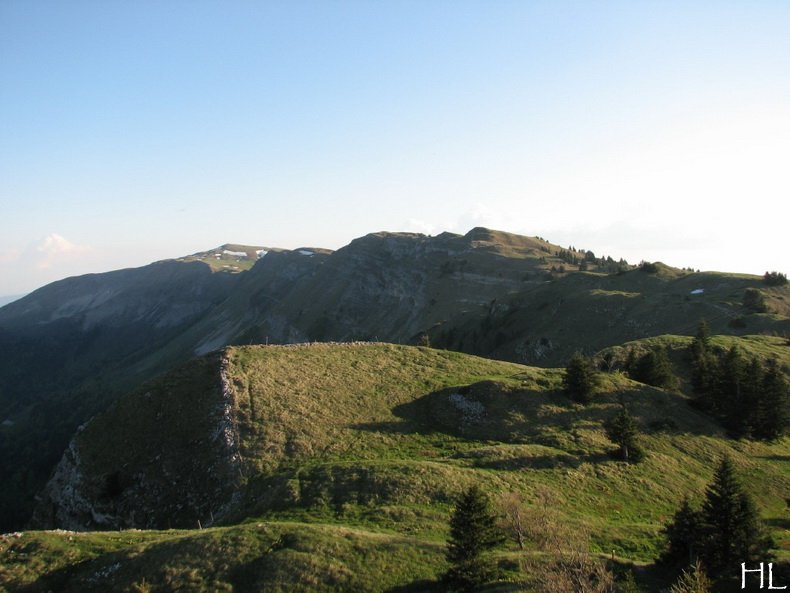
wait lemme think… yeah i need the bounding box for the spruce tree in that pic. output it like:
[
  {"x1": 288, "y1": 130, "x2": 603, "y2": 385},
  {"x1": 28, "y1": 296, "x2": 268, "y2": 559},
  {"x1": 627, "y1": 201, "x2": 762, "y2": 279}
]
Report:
[
  {"x1": 753, "y1": 357, "x2": 789, "y2": 440},
  {"x1": 714, "y1": 347, "x2": 749, "y2": 436},
  {"x1": 563, "y1": 353, "x2": 598, "y2": 404},
  {"x1": 632, "y1": 346, "x2": 679, "y2": 390},
  {"x1": 696, "y1": 319, "x2": 711, "y2": 348},
  {"x1": 689, "y1": 322, "x2": 716, "y2": 410},
  {"x1": 445, "y1": 485, "x2": 504, "y2": 591},
  {"x1": 660, "y1": 497, "x2": 701, "y2": 567},
  {"x1": 604, "y1": 405, "x2": 644, "y2": 462},
  {"x1": 741, "y1": 357, "x2": 765, "y2": 437},
  {"x1": 697, "y1": 457, "x2": 772, "y2": 577}
]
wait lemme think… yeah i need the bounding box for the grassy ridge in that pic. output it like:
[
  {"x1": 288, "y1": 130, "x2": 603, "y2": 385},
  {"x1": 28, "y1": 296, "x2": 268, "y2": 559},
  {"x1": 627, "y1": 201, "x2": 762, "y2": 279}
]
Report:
[
  {"x1": 6, "y1": 342, "x2": 790, "y2": 592},
  {"x1": 0, "y1": 522, "x2": 445, "y2": 593}
]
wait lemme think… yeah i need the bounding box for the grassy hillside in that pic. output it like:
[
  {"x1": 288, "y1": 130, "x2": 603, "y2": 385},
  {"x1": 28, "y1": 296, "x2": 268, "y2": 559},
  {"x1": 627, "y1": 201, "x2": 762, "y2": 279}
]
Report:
[
  {"x1": 10, "y1": 343, "x2": 789, "y2": 592},
  {"x1": 435, "y1": 265, "x2": 790, "y2": 366},
  {"x1": 1, "y1": 522, "x2": 447, "y2": 593}
]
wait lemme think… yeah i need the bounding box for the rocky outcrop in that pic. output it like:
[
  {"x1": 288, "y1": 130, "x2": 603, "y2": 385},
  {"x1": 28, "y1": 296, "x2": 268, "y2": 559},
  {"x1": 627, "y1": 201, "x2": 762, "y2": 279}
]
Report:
[
  {"x1": 29, "y1": 434, "x2": 100, "y2": 531},
  {"x1": 30, "y1": 353, "x2": 246, "y2": 531}
]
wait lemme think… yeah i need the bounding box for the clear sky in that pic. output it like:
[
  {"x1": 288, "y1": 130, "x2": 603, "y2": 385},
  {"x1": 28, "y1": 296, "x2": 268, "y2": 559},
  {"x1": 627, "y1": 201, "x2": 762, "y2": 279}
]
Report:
[{"x1": 1, "y1": 1, "x2": 789, "y2": 295}]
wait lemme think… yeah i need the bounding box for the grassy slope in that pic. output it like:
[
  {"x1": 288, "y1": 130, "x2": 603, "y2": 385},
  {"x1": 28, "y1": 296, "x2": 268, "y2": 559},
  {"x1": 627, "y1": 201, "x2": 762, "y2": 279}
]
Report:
[
  {"x1": 0, "y1": 522, "x2": 446, "y2": 593},
  {"x1": 444, "y1": 265, "x2": 790, "y2": 366},
  {"x1": 3, "y1": 343, "x2": 789, "y2": 592}
]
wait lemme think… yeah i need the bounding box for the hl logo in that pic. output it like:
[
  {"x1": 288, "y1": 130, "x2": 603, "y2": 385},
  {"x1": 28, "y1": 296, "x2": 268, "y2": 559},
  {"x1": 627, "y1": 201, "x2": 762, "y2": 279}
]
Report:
[{"x1": 742, "y1": 563, "x2": 787, "y2": 590}]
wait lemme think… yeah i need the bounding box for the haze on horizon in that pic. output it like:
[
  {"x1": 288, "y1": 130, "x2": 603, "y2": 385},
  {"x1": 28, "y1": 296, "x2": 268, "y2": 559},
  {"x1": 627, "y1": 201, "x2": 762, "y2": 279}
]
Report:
[{"x1": 1, "y1": 1, "x2": 789, "y2": 296}]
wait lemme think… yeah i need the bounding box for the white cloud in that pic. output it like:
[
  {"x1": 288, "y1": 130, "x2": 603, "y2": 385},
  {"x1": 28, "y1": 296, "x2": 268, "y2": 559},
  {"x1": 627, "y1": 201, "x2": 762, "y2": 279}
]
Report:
[
  {"x1": 403, "y1": 204, "x2": 515, "y2": 238},
  {"x1": 403, "y1": 218, "x2": 440, "y2": 235},
  {"x1": 33, "y1": 233, "x2": 90, "y2": 269},
  {"x1": 0, "y1": 234, "x2": 93, "y2": 294}
]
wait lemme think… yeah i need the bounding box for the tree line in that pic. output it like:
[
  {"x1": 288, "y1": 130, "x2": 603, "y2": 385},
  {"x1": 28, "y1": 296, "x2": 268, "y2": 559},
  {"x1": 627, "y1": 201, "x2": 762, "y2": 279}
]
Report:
[
  {"x1": 690, "y1": 320, "x2": 788, "y2": 440},
  {"x1": 565, "y1": 323, "x2": 788, "y2": 442}
]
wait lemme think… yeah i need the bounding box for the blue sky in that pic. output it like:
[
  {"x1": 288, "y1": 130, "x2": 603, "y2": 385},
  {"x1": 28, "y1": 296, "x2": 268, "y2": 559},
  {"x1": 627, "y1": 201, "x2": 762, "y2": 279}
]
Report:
[{"x1": 1, "y1": 1, "x2": 789, "y2": 294}]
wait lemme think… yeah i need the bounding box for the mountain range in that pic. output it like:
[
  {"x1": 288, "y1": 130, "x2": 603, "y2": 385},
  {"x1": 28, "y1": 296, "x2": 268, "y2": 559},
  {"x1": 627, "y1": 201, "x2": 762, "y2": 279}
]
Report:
[{"x1": 0, "y1": 227, "x2": 788, "y2": 592}]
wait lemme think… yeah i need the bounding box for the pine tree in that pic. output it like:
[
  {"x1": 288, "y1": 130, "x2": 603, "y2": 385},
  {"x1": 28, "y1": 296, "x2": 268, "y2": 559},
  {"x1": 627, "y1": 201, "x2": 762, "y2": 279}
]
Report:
[
  {"x1": 695, "y1": 319, "x2": 710, "y2": 347},
  {"x1": 697, "y1": 457, "x2": 772, "y2": 577},
  {"x1": 445, "y1": 485, "x2": 505, "y2": 591},
  {"x1": 660, "y1": 497, "x2": 701, "y2": 567},
  {"x1": 632, "y1": 346, "x2": 679, "y2": 390},
  {"x1": 604, "y1": 405, "x2": 644, "y2": 463},
  {"x1": 753, "y1": 357, "x2": 789, "y2": 440},
  {"x1": 741, "y1": 357, "x2": 765, "y2": 437},
  {"x1": 563, "y1": 353, "x2": 598, "y2": 404},
  {"x1": 714, "y1": 347, "x2": 749, "y2": 436},
  {"x1": 689, "y1": 320, "x2": 716, "y2": 409}
]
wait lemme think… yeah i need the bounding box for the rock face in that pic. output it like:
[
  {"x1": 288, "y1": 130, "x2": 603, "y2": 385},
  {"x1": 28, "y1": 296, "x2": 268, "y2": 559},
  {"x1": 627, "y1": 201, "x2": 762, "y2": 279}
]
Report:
[
  {"x1": 31, "y1": 353, "x2": 243, "y2": 530},
  {"x1": 0, "y1": 260, "x2": 243, "y2": 531},
  {"x1": 190, "y1": 229, "x2": 540, "y2": 350},
  {"x1": 30, "y1": 438, "x2": 95, "y2": 531}
]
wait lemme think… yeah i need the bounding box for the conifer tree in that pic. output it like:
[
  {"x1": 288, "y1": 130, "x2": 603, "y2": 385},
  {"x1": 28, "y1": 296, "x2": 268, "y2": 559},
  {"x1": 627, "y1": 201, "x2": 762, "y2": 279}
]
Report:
[
  {"x1": 714, "y1": 347, "x2": 749, "y2": 436},
  {"x1": 660, "y1": 497, "x2": 701, "y2": 567},
  {"x1": 604, "y1": 405, "x2": 644, "y2": 462},
  {"x1": 563, "y1": 353, "x2": 598, "y2": 404},
  {"x1": 687, "y1": 322, "x2": 786, "y2": 441},
  {"x1": 741, "y1": 357, "x2": 765, "y2": 437},
  {"x1": 753, "y1": 357, "x2": 789, "y2": 440},
  {"x1": 632, "y1": 346, "x2": 679, "y2": 390},
  {"x1": 695, "y1": 319, "x2": 710, "y2": 347},
  {"x1": 445, "y1": 485, "x2": 504, "y2": 591},
  {"x1": 697, "y1": 457, "x2": 772, "y2": 577},
  {"x1": 689, "y1": 320, "x2": 716, "y2": 409},
  {"x1": 661, "y1": 459, "x2": 773, "y2": 585}
]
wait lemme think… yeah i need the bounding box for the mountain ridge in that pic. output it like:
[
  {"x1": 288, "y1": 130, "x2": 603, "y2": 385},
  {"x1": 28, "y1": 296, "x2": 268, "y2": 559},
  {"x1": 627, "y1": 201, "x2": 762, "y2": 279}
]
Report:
[{"x1": 0, "y1": 227, "x2": 787, "y2": 532}]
